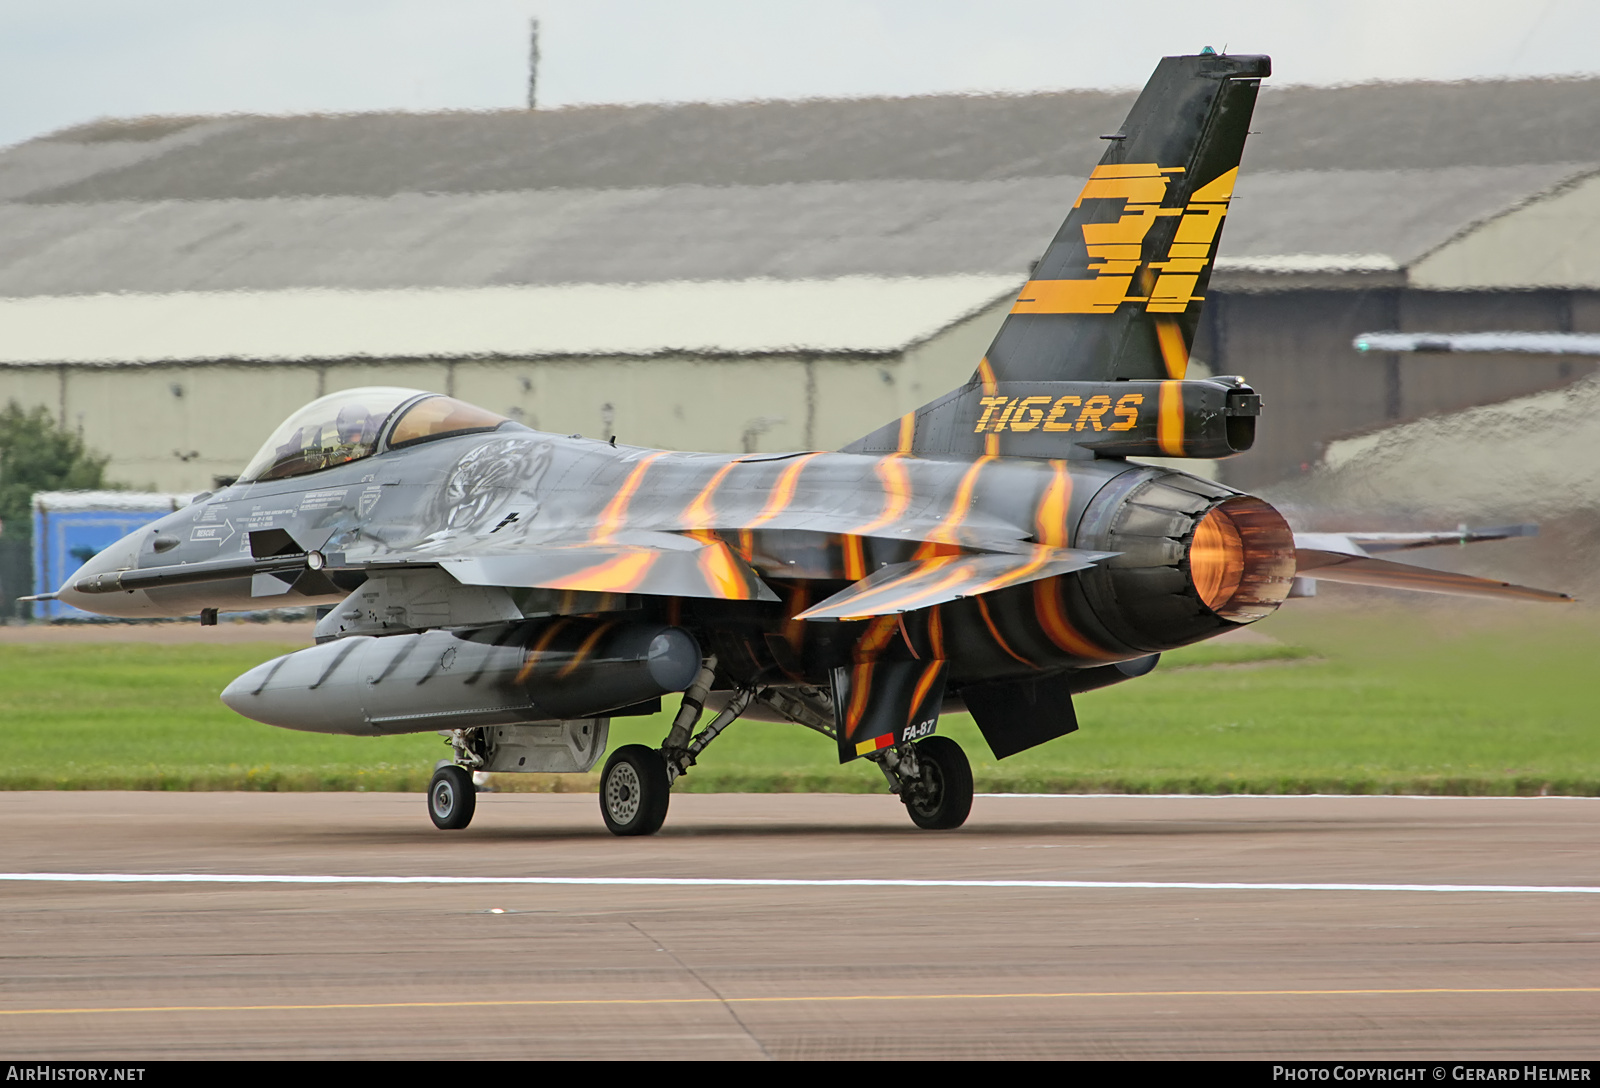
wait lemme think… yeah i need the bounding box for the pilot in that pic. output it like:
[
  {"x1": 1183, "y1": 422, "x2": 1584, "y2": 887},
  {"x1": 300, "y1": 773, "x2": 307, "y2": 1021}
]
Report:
[
  {"x1": 335, "y1": 404, "x2": 379, "y2": 448},
  {"x1": 327, "y1": 404, "x2": 381, "y2": 466}
]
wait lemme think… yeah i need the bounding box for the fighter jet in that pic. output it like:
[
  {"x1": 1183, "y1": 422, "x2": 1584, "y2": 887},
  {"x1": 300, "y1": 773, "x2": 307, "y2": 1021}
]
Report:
[{"x1": 50, "y1": 51, "x2": 1570, "y2": 836}]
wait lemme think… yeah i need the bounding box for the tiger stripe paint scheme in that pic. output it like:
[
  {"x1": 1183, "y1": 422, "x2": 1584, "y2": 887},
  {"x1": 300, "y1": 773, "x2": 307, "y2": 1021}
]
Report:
[
  {"x1": 54, "y1": 53, "x2": 1565, "y2": 829},
  {"x1": 56, "y1": 53, "x2": 1293, "y2": 778},
  {"x1": 68, "y1": 424, "x2": 1279, "y2": 758}
]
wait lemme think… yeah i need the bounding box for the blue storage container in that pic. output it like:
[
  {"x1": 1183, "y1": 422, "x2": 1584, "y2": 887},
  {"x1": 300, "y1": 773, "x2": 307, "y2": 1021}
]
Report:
[{"x1": 31, "y1": 492, "x2": 189, "y2": 619}]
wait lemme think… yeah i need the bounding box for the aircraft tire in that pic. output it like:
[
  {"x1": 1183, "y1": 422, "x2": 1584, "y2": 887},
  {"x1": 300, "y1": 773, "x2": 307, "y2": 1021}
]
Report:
[
  {"x1": 428, "y1": 764, "x2": 476, "y2": 830},
  {"x1": 600, "y1": 744, "x2": 671, "y2": 837},
  {"x1": 905, "y1": 735, "x2": 973, "y2": 831}
]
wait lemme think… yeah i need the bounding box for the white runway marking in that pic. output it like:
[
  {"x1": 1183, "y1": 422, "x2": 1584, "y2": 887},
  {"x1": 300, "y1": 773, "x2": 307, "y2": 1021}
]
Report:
[
  {"x1": 976, "y1": 793, "x2": 1600, "y2": 801},
  {"x1": 2, "y1": 873, "x2": 1597, "y2": 894}
]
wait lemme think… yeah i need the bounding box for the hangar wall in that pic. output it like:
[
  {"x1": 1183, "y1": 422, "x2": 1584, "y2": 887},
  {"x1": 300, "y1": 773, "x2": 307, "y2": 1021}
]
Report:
[
  {"x1": 0, "y1": 296, "x2": 1014, "y2": 494},
  {"x1": 1210, "y1": 288, "x2": 1600, "y2": 491},
  {"x1": 3, "y1": 284, "x2": 1596, "y2": 496},
  {"x1": 7, "y1": 80, "x2": 1600, "y2": 505},
  {"x1": 1410, "y1": 172, "x2": 1600, "y2": 289}
]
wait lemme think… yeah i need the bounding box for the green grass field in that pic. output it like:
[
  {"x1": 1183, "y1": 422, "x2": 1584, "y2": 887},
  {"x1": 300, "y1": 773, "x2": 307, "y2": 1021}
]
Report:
[{"x1": 1, "y1": 601, "x2": 1596, "y2": 794}]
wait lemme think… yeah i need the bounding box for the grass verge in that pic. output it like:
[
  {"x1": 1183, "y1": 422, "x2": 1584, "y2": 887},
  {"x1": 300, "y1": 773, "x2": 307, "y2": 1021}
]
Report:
[{"x1": 0, "y1": 604, "x2": 1596, "y2": 795}]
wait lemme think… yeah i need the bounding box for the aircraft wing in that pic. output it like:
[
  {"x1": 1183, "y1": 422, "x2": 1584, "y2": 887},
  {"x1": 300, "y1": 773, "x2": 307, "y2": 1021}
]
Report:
[
  {"x1": 434, "y1": 532, "x2": 780, "y2": 602},
  {"x1": 795, "y1": 546, "x2": 1115, "y2": 621},
  {"x1": 173, "y1": 522, "x2": 1090, "y2": 609},
  {"x1": 1293, "y1": 530, "x2": 1572, "y2": 603}
]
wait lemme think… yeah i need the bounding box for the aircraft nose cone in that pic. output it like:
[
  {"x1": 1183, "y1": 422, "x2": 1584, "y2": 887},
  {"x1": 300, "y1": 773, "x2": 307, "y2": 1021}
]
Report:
[{"x1": 53, "y1": 529, "x2": 145, "y2": 616}]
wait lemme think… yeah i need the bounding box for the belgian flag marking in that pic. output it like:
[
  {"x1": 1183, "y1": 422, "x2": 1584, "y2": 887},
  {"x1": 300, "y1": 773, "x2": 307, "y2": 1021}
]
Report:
[{"x1": 854, "y1": 733, "x2": 896, "y2": 757}]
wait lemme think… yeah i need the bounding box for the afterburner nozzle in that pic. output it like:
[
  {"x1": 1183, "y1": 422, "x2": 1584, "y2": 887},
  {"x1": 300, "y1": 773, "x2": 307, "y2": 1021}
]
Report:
[{"x1": 1188, "y1": 496, "x2": 1296, "y2": 622}]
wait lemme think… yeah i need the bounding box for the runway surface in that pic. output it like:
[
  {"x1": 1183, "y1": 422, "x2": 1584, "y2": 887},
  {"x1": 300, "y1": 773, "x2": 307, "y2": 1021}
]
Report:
[{"x1": 1, "y1": 791, "x2": 1596, "y2": 1060}]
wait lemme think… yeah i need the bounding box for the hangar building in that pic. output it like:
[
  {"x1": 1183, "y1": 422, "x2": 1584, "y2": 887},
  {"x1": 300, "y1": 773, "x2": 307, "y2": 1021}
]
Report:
[{"x1": 2, "y1": 76, "x2": 1599, "y2": 502}]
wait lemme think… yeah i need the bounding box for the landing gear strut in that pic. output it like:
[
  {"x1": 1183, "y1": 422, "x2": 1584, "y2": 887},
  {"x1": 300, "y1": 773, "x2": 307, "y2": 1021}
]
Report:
[
  {"x1": 598, "y1": 656, "x2": 766, "y2": 838},
  {"x1": 426, "y1": 729, "x2": 487, "y2": 831},
  {"x1": 873, "y1": 735, "x2": 973, "y2": 830}
]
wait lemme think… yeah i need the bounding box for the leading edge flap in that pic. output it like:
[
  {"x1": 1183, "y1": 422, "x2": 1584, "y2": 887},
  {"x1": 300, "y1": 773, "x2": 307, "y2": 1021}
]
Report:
[{"x1": 441, "y1": 538, "x2": 779, "y2": 602}]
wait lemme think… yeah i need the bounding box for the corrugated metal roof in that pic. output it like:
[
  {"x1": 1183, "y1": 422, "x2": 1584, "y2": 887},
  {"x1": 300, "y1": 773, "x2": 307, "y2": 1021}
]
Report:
[
  {"x1": 1220, "y1": 165, "x2": 1588, "y2": 265},
  {"x1": 19, "y1": 77, "x2": 1600, "y2": 200},
  {"x1": 0, "y1": 276, "x2": 1022, "y2": 365},
  {"x1": 0, "y1": 167, "x2": 1576, "y2": 298},
  {"x1": 0, "y1": 179, "x2": 1073, "y2": 297},
  {"x1": 17, "y1": 96, "x2": 1137, "y2": 200},
  {"x1": 0, "y1": 165, "x2": 1581, "y2": 300},
  {"x1": 1, "y1": 79, "x2": 1596, "y2": 302}
]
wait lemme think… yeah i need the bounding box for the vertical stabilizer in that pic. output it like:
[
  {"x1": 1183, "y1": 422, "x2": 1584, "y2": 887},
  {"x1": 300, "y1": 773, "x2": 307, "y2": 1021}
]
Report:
[{"x1": 846, "y1": 52, "x2": 1269, "y2": 457}]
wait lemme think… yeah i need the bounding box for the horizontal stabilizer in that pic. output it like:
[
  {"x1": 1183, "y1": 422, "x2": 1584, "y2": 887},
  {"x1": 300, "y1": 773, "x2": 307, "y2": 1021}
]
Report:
[
  {"x1": 1294, "y1": 548, "x2": 1573, "y2": 603},
  {"x1": 1295, "y1": 525, "x2": 1536, "y2": 556},
  {"x1": 796, "y1": 546, "x2": 1114, "y2": 621},
  {"x1": 442, "y1": 536, "x2": 778, "y2": 602}
]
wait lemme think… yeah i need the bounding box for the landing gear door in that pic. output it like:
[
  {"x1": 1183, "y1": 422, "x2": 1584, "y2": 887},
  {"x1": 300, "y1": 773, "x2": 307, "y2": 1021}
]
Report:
[
  {"x1": 830, "y1": 661, "x2": 948, "y2": 764},
  {"x1": 480, "y1": 718, "x2": 611, "y2": 773},
  {"x1": 962, "y1": 672, "x2": 1079, "y2": 759}
]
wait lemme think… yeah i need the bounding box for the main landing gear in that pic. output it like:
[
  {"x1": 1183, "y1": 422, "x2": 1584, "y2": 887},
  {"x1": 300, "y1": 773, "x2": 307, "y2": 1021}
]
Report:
[
  {"x1": 420, "y1": 656, "x2": 976, "y2": 835},
  {"x1": 596, "y1": 662, "x2": 760, "y2": 837},
  {"x1": 870, "y1": 734, "x2": 973, "y2": 830},
  {"x1": 599, "y1": 744, "x2": 672, "y2": 836},
  {"x1": 592, "y1": 665, "x2": 974, "y2": 835}
]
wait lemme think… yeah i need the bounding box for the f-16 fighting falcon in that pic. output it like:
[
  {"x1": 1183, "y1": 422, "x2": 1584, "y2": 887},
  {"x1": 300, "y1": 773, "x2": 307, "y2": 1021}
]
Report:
[{"x1": 46, "y1": 52, "x2": 1571, "y2": 836}]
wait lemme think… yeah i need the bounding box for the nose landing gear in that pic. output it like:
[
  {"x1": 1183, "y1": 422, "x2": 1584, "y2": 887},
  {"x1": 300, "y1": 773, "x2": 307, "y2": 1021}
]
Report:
[{"x1": 427, "y1": 764, "x2": 476, "y2": 830}]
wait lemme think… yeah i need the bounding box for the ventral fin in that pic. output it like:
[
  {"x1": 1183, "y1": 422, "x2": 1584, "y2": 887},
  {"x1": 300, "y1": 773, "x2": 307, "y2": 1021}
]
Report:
[{"x1": 830, "y1": 659, "x2": 948, "y2": 764}]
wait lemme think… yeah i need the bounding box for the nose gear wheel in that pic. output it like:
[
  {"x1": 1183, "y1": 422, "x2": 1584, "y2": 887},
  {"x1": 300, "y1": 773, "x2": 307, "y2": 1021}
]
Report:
[{"x1": 427, "y1": 764, "x2": 476, "y2": 830}]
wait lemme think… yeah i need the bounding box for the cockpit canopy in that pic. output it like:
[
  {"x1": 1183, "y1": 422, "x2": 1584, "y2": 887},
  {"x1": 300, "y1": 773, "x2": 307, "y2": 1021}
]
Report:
[{"x1": 238, "y1": 388, "x2": 510, "y2": 483}]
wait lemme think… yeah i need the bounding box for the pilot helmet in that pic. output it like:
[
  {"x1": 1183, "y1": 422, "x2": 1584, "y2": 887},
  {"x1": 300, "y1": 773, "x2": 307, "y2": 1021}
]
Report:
[{"x1": 335, "y1": 404, "x2": 373, "y2": 445}]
